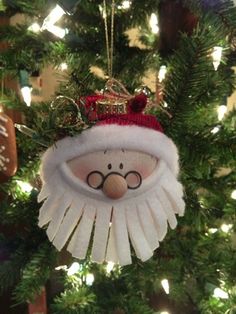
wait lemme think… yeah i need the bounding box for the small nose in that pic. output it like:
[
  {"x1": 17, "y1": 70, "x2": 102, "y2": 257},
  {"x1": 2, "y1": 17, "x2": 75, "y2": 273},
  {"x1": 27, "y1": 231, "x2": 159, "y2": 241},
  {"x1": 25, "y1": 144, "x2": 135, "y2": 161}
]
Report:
[{"x1": 102, "y1": 174, "x2": 128, "y2": 199}]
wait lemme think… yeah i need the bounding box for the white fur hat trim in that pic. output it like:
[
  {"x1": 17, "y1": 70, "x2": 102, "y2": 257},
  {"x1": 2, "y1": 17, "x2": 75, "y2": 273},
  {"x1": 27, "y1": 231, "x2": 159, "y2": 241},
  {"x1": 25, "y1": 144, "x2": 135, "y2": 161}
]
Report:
[{"x1": 41, "y1": 124, "x2": 179, "y2": 182}]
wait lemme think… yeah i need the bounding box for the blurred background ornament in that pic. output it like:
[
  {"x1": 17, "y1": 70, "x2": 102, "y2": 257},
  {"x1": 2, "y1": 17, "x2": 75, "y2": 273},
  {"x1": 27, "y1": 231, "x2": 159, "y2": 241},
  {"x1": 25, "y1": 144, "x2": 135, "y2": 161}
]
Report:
[
  {"x1": 0, "y1": 111, "x2": 17, "y2": 183},
  {"x1": 158, "y1": 0, "x2": 198, "y2": 56},
  {"x1": 28, "y1": 288, "x2": 47, "y2": 314},
  {"x1": 201, "y1": 0, "x2": 225, "y2": 10}
]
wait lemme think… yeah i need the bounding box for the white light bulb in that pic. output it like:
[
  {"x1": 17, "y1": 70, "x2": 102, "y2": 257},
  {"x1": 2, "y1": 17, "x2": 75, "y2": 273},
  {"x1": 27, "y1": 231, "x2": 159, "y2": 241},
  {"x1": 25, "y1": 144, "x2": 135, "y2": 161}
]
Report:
[
  {"x1": 211, "y1": 126, "x2": 220, "y2": 134},
  {"x1": 217, "y1": 105, "x2": 227, "y2": 121},
  {"x1": 161, "y1": 279, "x2": 170, "y2": 294},
  {"x1": 209, "y1": 228, "x2": 218, "y2": 234},
  {"x1": 59, "y1": 63, "x2": 68, "y2": 71},
  {"x1": 42, "y1": 4, "x2": 65, "y2": 28},
  {"x1": 67, "y1": 262, "x2": 80, "y2": 276},
  {"x1": 212, "y1": 46, "x2": 223, "y2": 71},
  {"x1": 158, "y1": 65, "x2": 167, "y2": 82},
  {"x1": 28, "y1": 22, "x2": 41, "y2": 33},
  {"x1": 41, "y1": 4, "x2": 67, "y2": 38},
  {"x1": 106, "y1": 261, "x2": 115, "y2": 273},
  {"x1": 21, "y1": 86, "x2": 32, "y2": 107},
  {"x1": 99, "y1": 4, "x2": 106, "y2": 19},
  {"x1": 55, "y1": 265, "x2": 68, "y2": 271},
  {"x1": 213, "y1": 287, "x2": 229, "y2": 299},
  {"x1": 86, "y1": 273, "x2": 94, "y2": 286},
  {"x1": 118, "y1": 0, "x2": 131, "y2": 9},
  {"x1": 16, "y1": 180, "x2": 33, "y2": 193},
  {"x1": 230, "y1": 190, "x2": 236, "y2": 200},
  {"x1": 220, "y1": 223, "x2": 233, "y2": 233},
  {"x1": 149, "y1": 13, "x2": 159, "y2": 34},
  {"x1": 45, "y1": 24, "x2": 68, "y2": 38}
]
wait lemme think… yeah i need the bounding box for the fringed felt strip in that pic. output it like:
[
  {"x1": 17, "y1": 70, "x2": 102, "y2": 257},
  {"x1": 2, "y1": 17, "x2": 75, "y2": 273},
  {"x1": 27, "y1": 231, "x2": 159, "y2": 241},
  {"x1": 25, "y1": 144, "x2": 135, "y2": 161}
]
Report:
[
  {"x1": 106, "y1": 220, "x2": 119, "y2": 263},
  {"x1": 91, "y1": 204, "x2": 112, "y2": 263},
  {"x1": 146, "y1": 196, "x2": 168, "y2": 242},
  {"x1": 112, "y1": 205, "x2": 132, "y2": 266},
  {"x1": 126, "y1": 205, "x2": 153, "y2": 262},
  {"x1": 46, "y1": 193, "x2": 72, "y2": 241},
  {"x1": 156, "y1": 188, "x2": 178, "y2": 229},
  {"x1": 53, "y1": 199, "x2": 84, "y2": 251},
  {"x1": 68, "y1": 205, "x2": 96, "y2": 259},
  {"x1": 137, "y1": 201, "x2": 159, "y2": 251}
]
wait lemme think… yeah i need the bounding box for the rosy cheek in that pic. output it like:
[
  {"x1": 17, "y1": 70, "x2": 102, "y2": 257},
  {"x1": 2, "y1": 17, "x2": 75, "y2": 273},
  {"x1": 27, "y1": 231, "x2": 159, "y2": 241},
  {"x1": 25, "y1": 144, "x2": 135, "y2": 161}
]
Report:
[
  {"x1": 133, "y1": 160, "x2": 157, "y2": 179},
  {"x1": 67, "y1": 162, "x2": 92, "y2": 182},
  {"x1": 133, "y1": 166, "x2": 151, "y2": 179},
  {"x1": 75, "y1": 167, "x2": 91, "y2": 182}
]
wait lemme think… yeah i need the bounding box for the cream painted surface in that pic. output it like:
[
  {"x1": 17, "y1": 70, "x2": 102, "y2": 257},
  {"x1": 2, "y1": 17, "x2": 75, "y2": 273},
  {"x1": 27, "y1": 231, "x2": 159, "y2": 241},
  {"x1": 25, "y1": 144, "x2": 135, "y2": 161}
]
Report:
[{"x1": 30, "y1": 66, "x2": 62, "y2": 102}]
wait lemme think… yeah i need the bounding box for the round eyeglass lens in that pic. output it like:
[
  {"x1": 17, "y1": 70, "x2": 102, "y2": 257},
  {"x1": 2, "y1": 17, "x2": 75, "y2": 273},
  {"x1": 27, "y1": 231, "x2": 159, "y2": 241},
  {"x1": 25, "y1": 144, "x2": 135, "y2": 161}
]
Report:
[
  {"x1": 125, "y1": 171, "x2": 142, "y2": 189},
  {"x1": 87, "y1": 171, "x2": 104, "y2": 189}
]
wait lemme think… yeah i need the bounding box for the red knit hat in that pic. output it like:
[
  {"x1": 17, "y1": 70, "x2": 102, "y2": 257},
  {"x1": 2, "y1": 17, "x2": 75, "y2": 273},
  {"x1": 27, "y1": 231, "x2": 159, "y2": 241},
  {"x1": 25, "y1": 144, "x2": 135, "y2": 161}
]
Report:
[
  {"x1": 80, "y1": 93, "x2": 163, "y2": 133},
  {"x1": 41, "y1": 93, "x2": 179, "y2": 182}
]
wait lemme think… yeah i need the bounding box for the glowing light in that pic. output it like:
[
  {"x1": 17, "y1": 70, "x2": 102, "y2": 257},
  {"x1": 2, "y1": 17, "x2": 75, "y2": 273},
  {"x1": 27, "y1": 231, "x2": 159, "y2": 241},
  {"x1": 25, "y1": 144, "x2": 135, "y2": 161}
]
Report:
[
  {"x1": 211, "y1": 126, "x2": 220, "y2": 134},
  {"x1": 209, "y1": 228, "x2": 218, "y2": 234},
  {"x1": 217, "y1": 105, "x2": 227, "y2": 121},
  {"x1": 118, "y1": 0, "x2": 131, "y2": 9},
  {"x1": 28, "y1": 22, "x2": 41, "y2": 33},
  {"x1": 161, "y1": 279, "x2": 170, "y2": 294},
  {"x1": 230, "y1": 190, "x2": 236, "y2": 200},
  {"x1": 67, "y1": 262, "x2": 80, "y2": 276},
  {"x1": 42, "y1": 4, "x2": 65, "y2": 27},
  {"x1": 99, "y1": 5, "x2": 106, "y2": 19},
  {"x1": 158, "y1": 65, "x2": 167, "y2": 82},
  {"x1": 106, "y1": 261, "x2": 115, "y2": 273},
  {"x1": 16, "y1": 180, "x2": 33, "y2": 193},
  {"x1": 220, "y1": 223, "x2": 233, "y2": 233},
  {"x1": 212, "y1": 46, "x2": 223, "y2": 71},
  {"x1": 213, "y1": 288, "x2": 229, "y2": 299},
  {"x1": 149, "y1": 13, "x2": 159, "y2": 34},
  {"x1": 59, "y1": 62, "x2": 68, "y2": 71},
  {"x1": 160, "y1": 312, "x2": 170, "y2": 314},
  {"x1": 85, "y1": 273, "x2": 94, "y2": 286},
  {"x1": 21, "y1": 86, "x2": 32, "y2": 107},
  {"x1": 163, "y1": 102, "x2": 168, "y2": 108},
  {"x1": 55, "y1": 265, "x2": 67, "y2": 271},
  {"x1": 44, "y1": 24, "x2": 68, "y2": 38},
  {"x1": 41, "y1": 5, "x2": 67, "y2": 38}
]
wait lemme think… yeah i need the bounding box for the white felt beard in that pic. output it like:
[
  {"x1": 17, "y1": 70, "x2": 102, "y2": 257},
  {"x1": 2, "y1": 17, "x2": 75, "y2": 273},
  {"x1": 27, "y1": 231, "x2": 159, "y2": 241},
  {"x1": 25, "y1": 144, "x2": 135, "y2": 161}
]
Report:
[{"x1": 38, "y1": 157, "x2": 185, "y2": 266}]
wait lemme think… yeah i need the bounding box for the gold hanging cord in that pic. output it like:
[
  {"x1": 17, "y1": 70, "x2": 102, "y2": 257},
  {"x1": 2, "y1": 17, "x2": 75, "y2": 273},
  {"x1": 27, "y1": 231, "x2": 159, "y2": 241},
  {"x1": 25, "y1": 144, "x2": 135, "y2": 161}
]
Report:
[
  {"x1": 103, "y1": 0, "x2": 115, "y2": 78},
  {"x1": 100, "y1": 2, "x2": 172, "y2": 118}
]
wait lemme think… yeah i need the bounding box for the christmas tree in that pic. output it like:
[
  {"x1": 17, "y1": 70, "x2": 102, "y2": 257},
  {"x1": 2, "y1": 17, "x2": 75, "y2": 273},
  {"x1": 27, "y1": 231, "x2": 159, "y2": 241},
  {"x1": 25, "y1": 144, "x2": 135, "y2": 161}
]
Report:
[{"x1": 0, "y1": 0, "x2": 236, "y2": 313}]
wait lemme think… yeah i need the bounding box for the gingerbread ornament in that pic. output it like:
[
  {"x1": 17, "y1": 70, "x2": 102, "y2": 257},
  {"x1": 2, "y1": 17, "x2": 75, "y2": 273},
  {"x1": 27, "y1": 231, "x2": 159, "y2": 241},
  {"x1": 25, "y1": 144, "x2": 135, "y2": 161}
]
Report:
[
  {"x1": 0, "y1": 112, "x2": 17, "y2": 179},
  {"x1": 38, "y1": 93, "x2": 185, "y2": 266}
]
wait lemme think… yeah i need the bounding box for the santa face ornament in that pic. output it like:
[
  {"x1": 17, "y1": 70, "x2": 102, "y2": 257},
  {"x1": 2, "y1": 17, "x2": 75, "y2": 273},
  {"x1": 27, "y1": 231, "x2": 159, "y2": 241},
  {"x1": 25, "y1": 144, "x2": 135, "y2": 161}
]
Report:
[{"x1": 38, "y1": 114, "x2": 185, "y2": 266}]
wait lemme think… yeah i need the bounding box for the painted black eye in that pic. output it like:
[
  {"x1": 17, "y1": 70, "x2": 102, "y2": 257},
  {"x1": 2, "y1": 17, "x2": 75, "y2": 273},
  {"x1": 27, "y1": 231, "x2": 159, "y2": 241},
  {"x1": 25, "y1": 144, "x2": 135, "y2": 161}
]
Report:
[
  {"x1": 119, "y1": 163, "x2": 123, "y2": 169},
  {"x1": 108, "y1": 163, "x2": 112, "y2": 170}
]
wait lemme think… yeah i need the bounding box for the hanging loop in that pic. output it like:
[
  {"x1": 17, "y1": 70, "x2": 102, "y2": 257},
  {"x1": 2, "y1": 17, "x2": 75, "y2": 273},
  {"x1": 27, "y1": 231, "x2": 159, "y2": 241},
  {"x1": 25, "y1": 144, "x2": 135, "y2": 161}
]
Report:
[{"x1": 103, "y1": 0, "x2": 115, "y2": 78}]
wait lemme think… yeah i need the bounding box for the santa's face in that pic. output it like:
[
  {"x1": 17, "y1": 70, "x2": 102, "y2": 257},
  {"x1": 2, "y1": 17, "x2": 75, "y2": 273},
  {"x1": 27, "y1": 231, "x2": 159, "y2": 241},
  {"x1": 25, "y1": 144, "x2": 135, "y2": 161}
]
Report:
[
  {"x1": 38, "y1": 127, "x2": 185, "y2": 266},
  {"x1": 67, "y1": 150, "x2": 157, "y2": 199}
]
